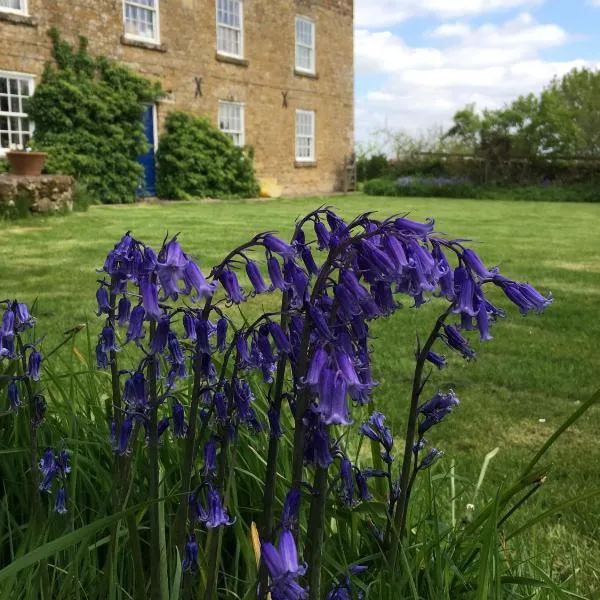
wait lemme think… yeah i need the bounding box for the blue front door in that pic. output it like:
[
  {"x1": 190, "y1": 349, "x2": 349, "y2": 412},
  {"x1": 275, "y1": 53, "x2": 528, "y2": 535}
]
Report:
[{"x1": 137, "y1": 104, "x2": 157, "y2": 197}]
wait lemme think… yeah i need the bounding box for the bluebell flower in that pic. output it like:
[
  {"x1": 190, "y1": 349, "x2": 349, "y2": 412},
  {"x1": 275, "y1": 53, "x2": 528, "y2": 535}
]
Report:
[
  {"x1": 453, "y1": 267, "x2": 477, "y2": 317},
  {"x1": 7, "y1": 380, "x2": 21, "y2": 412},
  {"x1": 246, "y1": 260, "x2": 270, "y2": 294},
  {"x1": 182, "y1": 534, "x2": 199, "y2": 573},
  {"x1": 56, "y1": 450, "x2": 71, "y2": 476},
  {"x1": 220, "y1": 268, "x2": 246, "y2": 304},
  {"x1": 308, "y1": 306, "x2": 332, "y2": 339},
  {"x1": 267, "y1": 256, "x2": 288, "y2": 291},
  {"x1": 418, "y1": 391, "x2": 460, "y2": 436},
  {"x1": 39, "y1": 448, "x2": 55, "y2": 476},
  {"x1": 54, "y1": 487, "x2": 68, "y2": 514},
  {"x1": 336, "y1": 349, "x2": 370, "y2": 401},
  {"x1": 216, "y1": 317, "x2": 228, "y2": 352},
  {"x1": 183, "y1": 313, "x2": 198, "y2": 341},
  {"x1": 15, "y1": 302, "x2": 35, "y2": 330},
  {"x1": 158, "y1": 417, "x2": 170, "y2": 438},
  {"x1": 196, "y1": 485, "x2": 235, "y2": 528},
  {"x1": 124, "y1": 371, "x2": 147, "y2": 410},
  {"x1": 167, "y1": 330, "x2": 185, "y2": 365},
  {"x1": 261, "y1": 530, "x2": 308, "y2": 600},
  {"x1": 281, "y1": 489, "x2": 301, "y2": 531},
  {"x1": 115, "y1": 415, "x2": 134, "y2": 456},
  {"x1": 304, "y1": 410, "x2": 334, "y2": 468},
  {"x1": 156, "y1": 238, "x2": 188, "y2": 300},
  {"x1": 339, "y1": 458, "x2": 354, "y2": 507},
  {"x1": 432, "y1": 244, "x2": 454, "y2": 300},
  {"x1": 140, "y1": 276, "x2": 162, "y2": 321},
  {"x1": 213, "y1": 392, "x2": 228, "y2": 424},
  {"x1": 395, "y1": 217, "x2": 434, "y2": 237},
  {"x1": 39, "y1": 461, "x2": 58, "y2": 492},
  {"x1": 264, "y1": 234, "x2": 296, "y2": 260},
  {"x1": 314, "y1": 220, "x2": 331, "y2": 250},
  {"x1": 419, "y1": 448, "x2": 444, "y2": 470},
  {"x1": 96, "y1": 287, "x2": 110, "y2": 316},
  {"x1": 499, "y1": 280, "x2": 553, "y2": 315},
  {"x1": 317, "y1": 368, "x2": 351, "y2": 426},
  {"x1": 371, "y1": 282, "x2": 398, "y2": 315},
  {"x1": 360, "y1": 412, "x2": 394, "y2": 464},
  {"x1": 126, "y1": 305, "x2": 146, "y2": 344},
  {"x1": 284, "y1": 260, "x2": 309, "y2": 308},
  {"x1": 305, "y1": 346, "x2": 328, "y2": 389},
  {"x1": 334, "y1": 284, "x2": 361, "y2": 322},
  {"x1": 355, "y1": 469, "x2": 372, "y2": 501},
  {"x1": 183, "y1": 260, "x2": 217, "y2": 302},
  {"x1": 95, "y1": 343, "x2": 109, "y2": 369},
  {"x1": 150, "y1": 316, "x2": 170, "y2": 355},
  {"x1": 476, "y1": 299, "x2": 493, "y2": 341},
  {"x1": 443, "y1": 325, "x2": 476, "y2": 360},
  {"x1": 172, "y1": 400, "x2": 188, "y2": 439},
  {"x1": 117, "y1": 296, "x2": 131, "y2": 326},
  {"x1": 101, "y1": 326, "x2": 120, "y2": 353},
  {"x1": 384, "y1": 235, "x2": 409, "y2": 270},
  {"x1": 300, "y1": 246, "x2": 319, "y2": 275},
  {"x1": 203, "y1": 439, "x2": 218, "y2": 475},
  {"x1": 268, "y1": 321, "x2": 292, "y2": 355},
  {"x1": 426, "y1": 350, "x2": 447, "y2": 369},
  {"x1": 462, "y1": 248, "x2": 497, "y2": 280}
]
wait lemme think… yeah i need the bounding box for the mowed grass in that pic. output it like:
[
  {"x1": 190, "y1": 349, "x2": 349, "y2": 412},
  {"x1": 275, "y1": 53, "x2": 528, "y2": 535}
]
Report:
[{"x1": 2, "y1": 195, "x2": 600, "y2": 591}]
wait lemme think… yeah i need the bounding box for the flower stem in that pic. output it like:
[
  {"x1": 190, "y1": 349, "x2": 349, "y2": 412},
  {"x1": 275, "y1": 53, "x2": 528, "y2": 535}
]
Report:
[
  {"x1": 305, "y1": 465, "x2": 330, "y2": 600},
  {"x1": 148, "y1": 320, "x2": 163, "y2": 600},
  {"x1": 389, "y1": 306, "x2": 452, "y2": 565}
]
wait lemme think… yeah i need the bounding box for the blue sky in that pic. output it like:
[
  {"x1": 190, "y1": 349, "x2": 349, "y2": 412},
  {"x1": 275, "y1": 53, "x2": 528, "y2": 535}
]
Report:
[{"x1": 354, "y1": 0, "x2": 600, "y2": 146}]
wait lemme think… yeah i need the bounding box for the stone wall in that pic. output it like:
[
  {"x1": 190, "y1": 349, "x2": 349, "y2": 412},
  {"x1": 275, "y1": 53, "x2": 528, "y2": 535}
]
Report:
[
  {"x1": 0, "y1": 0, "x2": 354, "y2": 196},
  {"x1": 0, "y1": 175, "x2": 73, "y2": 214}
]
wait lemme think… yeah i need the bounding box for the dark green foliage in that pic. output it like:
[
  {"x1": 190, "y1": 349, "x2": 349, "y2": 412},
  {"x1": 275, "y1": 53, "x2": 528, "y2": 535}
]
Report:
[
  {"x1": 0, "y1": 159, "x2": 10, "y2": 174},
  {"x1": 357, "y1": 153, "x2": 389, "y2": 182},
  {"x1": 364, "y1": 177, "x2": 600, "y2": 202},
  {"x1": 72, "y1": 182, "x2": 94, "y2": 212},
  {"x1": 0, "y1": 192, "x2": 31, "y2": 220},
  {"x1": 26, "y1": 29, "x2": 162, "y2": 204},
  {"x1": 156, "y1": 112, "x2": 260, "y2": 199}
]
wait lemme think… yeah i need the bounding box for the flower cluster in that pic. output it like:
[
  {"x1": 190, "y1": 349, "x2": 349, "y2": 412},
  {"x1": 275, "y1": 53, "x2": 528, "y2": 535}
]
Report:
[
  {"x1": 39, "y1": 448, "x2": 71, "y2": 513},
  {"x1": 93, "y1": 208, "x2": 550, "y2": 597}
]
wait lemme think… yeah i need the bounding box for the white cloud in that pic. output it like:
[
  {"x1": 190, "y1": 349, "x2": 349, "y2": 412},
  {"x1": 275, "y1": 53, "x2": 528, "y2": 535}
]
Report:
[
  {"x1": 354, "y1": 13, "x2": 599, "y2": 143},
  {"x1": 355, "y1": 0, "x2": 545, "y2": 29}
]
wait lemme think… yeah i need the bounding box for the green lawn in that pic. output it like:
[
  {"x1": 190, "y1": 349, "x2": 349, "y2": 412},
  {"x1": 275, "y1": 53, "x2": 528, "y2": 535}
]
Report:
[{"x1": 2, "y1": 195, "x2": 600, "y2": 591}]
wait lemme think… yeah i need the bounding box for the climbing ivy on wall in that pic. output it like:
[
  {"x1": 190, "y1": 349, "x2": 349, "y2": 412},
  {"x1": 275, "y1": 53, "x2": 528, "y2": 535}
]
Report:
[{"x1": 27, "y1": 29, "x2": 162, "y2": 204}]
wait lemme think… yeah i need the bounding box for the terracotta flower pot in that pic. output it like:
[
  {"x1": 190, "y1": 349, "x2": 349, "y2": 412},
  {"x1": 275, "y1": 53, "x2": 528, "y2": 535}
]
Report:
[{"x1": 5, "y1": 151, "x2": 48, "y2": 176}]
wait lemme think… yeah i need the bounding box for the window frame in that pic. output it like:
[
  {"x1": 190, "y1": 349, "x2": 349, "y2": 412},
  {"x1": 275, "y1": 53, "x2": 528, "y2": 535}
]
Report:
[
  {"x1": 218, "y1": 100, "x2": 246, "y2": 148},
  {"x1": 295, "y1": 16, "x2": 316, "y2": 75},
  {"x1": 216, "y1": 0, "x2": 244, "y2": 59},
  {"x1": 0, "y1": 0, "x2": 28, "y2": 16},
  {"x1": 295, "y1": 109, "x2": 316, "y2": 163},
  {"x1": 0, "y1": 70, "x2": 35, "y2": 156},
  {"x1": 122, "y1": 0, "x2": 161, "y2": 45}
]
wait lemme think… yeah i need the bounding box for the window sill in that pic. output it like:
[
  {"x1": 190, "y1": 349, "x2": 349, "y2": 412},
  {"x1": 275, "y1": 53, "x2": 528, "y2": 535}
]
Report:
[
  {"x1": 121, "y1": 35, "x2": 167, "y2": 52},
  {"x1": 0, "y1": 11, "x2": 37, "y2": 27},
  {"x1": 294, "y1": 69, "x2": 318, "y2": 80},
  {"x1": 295, "y1": 161, "x2": 317, "y2": 168},
  {"x1": 216, "y1": 53, "x2": 249, "y2": 67}
]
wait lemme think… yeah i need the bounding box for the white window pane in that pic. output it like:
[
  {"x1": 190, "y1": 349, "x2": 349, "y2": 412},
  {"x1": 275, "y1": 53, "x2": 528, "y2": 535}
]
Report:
[
  {"x1": 124, "y1": 1, "x2": 158, "y2": 40},
  {"x1": 0, "y1": 0, "x2": 24, "y2": 12},
  {"x1": 217, "y1": 0, "x2": 242, "y2": 56},
  {"x1": 0, "y1": 74, "x2": 34, "y2": 150},
  {"x1": 219, "y1": 102, "x2": 244, "y2": 147}
]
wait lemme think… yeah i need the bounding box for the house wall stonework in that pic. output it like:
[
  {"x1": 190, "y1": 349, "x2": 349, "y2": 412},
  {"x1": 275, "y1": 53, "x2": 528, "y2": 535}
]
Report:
[{"x1": 0, "y1": 0, "x2": 354, "y2": 196}]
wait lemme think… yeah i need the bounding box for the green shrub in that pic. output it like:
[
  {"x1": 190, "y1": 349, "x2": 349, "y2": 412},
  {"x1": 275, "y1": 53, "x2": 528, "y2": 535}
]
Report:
[
  {"x1": 363, "y1": 177, "x2": 398, "y2": 196},
  {"x1": 357, "y1": 153, "x2": 389, "y2": 182},
  {"x1": 364, "y1": 177, "x2": 600, "y2": 202},
  {"x1": 156, "y1": 112, "x2": 260, "y2": 199},
  {"x1": 0, "y1": 159, "x2": 10, "y2": 174},
  {"x1": 26, "y1": 29, "x2": 162, "y2": 205},
  {"x1": 72, "y1": 181, "x2": 95, "y2": 212}
]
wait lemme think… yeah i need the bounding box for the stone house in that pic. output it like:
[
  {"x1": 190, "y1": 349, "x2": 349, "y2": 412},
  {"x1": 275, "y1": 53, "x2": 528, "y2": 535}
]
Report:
[{"x1": 0, "y1": 0, "x2": 354, "y2": 196}]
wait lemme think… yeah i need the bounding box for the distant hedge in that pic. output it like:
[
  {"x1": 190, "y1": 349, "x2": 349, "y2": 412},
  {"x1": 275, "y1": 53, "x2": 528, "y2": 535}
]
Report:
[
  {"x1": 156, "y1": 112, "x2": 259, "y2": 200},
  {"x1": 363, "y1": 177, "x2": 600, "y2": 203}
]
